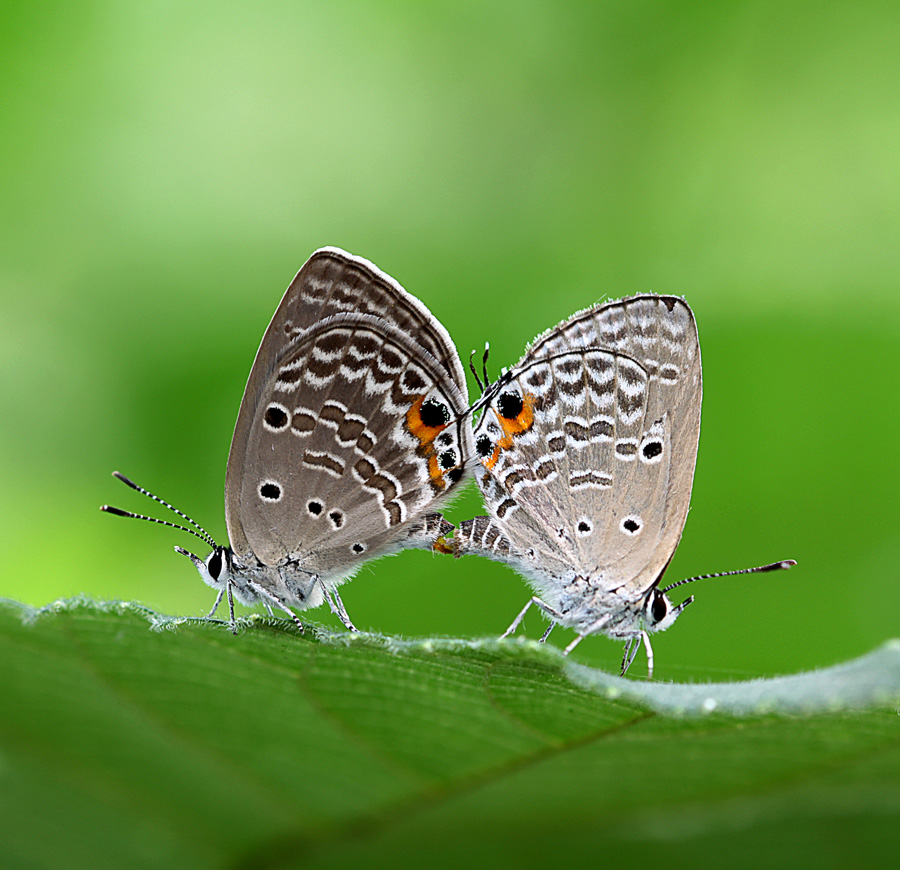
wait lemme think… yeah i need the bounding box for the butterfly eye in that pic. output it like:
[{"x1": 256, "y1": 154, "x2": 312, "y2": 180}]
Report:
[
  {"x1": 650, "y1": 591, "x2": 669, "y2": 624},
  {"x1": 206, "y1": 549, "x2": 223, "y2": 581}
]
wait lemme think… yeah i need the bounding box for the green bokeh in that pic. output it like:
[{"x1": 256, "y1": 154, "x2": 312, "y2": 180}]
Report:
[{"x1": 2, "y1": 1, "x2": 899, "y2": 682}]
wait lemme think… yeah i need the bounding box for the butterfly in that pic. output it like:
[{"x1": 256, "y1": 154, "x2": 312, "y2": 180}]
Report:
[
  {"x1": 453, "y1": 294, "x2": 794, "y2": 676},
  {"x1": 103, "y1": 247, "x2": 474, "y2": 632}
]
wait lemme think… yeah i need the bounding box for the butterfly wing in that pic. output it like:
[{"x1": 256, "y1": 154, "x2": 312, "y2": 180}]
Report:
[
  {"x1": 225, "y1": 252, "x2": 472, "y2": 583},
  {"x1": 461, "y1": 295, "x2": 700, "y2": 601},
  {"x1": 241, "y1": 247, "x2": 467, "y2": 400}
]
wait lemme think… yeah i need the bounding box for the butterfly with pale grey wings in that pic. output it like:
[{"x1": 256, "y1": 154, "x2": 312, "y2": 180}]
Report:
[
  {"x1": 103, "y1": 247, "x2": 474, "y2": 632},
  {"x1": 454, "y1": 294, "x2": 794, "y2": 676}
]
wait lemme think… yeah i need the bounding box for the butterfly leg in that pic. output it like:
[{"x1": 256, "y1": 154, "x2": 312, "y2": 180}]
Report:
[
  {"x1": 206, "y1": 587, "x2": 224, "y2": 619},
  {"x1": 330, "y1": 587, "x2": 357, "y2": 632},
  {"x1": 563, "y1": 615, "x2": 612, "y2": 656},
  {"x1": 501, "y1": 597, "x2": 564, "y2": 640},
  {"x1": 247, "y1": 581, "x2": 305, "y2": 634},
  {"x1": 621, "y1": 637, "x2": 640, "y2": 675},
  {"x1": 641, "y1": 630, "x2": 655, "y2": 680},
  {"x1": 500, "y1": 598, "x2": 536, "y2": 639},
  {"x1": 533, "y1": 600, "x2": 565, "y2": 638},
  {"x1": 318, "y1": 579, "x2": 358, "y2": 633},
  {"x1": 226, "y1": 581, "x2": 238, "y2": 635},
  {"x1": 563, "y1": 634, "x2": 586, "y2": 656},
  {"x1": 621, "y1": 631, "x2": 653, "y2": 677}
]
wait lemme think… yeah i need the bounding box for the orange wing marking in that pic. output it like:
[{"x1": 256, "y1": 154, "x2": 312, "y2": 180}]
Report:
[
  {"x1": 483, "y1": 393, "x2": 536, "y2": 470},
  {"x1": 406, "y1": 395, "x2": 450, "y2": 493}
]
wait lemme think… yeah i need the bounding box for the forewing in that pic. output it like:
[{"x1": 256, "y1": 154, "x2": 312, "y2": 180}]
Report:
[{"x1": 240, "y1": 248, "x2": 467, "y2": 416}]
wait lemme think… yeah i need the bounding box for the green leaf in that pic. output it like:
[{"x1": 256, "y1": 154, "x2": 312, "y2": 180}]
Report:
[{"x1": 2, "y1": 598, "x2": 899, "y2": 870}]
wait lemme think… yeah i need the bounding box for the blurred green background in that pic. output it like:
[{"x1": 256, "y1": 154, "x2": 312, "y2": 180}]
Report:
[{"x1": 2, "y1": 1, "x2": 898, "y2": 681}]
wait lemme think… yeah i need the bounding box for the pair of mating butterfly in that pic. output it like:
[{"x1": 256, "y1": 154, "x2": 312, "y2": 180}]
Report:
[{"x1": 104, "y1": 247, "x2": 794, "y2": 677}]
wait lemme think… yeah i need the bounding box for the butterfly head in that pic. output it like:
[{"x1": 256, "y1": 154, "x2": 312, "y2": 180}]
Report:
[
  {"x1": 642, "y1": 588, "x2": 694, "y2": 634},
  {"x1": 174, "y1": 544, "x2": 233, "y2": 592}
]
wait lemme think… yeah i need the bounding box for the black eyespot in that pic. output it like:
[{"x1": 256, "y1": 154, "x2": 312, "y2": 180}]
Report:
[
  {"x1": 623, "y1": 517, "x2": 640, "y2": 534},
  {"x1": 207, "y1": 550, "x2": 222, "y2": 580},
  {"x1": 437, "y1": 432, "x2": 453, "y2": 447},
  {"x1": 352, "y1": 542, "x2": 365, "y2": 554},
  {"x1": 438, "y1": 449, "x2": 457, "y2": 470},
  {"x1": 329, "y1": 510, "x2": 344, "y2": 529},
  {"x1": 448, "y1": 467, "x2": 463, "y2": 484},
  {"x1": 420, "y1": 398, "x2": 450, "y2": 427},
  {"x1": 578, "y1": 521, "x2": 590, "y2": 533},
  {"x1": 307, "y1": 501, "x2": 323, "y2": 516},
  {"x1": 643, "y1": 441, "x2": 663, "y2": 459},
  {"x1": 260, "y1": 482, "x2": 281, "y2": 501},
  {"x1": 476, "y1": 434, "x2": 493, "y2": 457},
  {"x1": 264, "y1": 404, "x2": 289, "y2": 430},
  {"x1": 497, "y1": 391, "x2": 523, "y2": 420},
  {"x1": 651, "y1": 593, "x2": 668, "y2": 623}
]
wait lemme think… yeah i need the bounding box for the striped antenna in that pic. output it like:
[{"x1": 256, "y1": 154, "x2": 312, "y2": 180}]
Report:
[
  {"x1": 661, "y1": 559, "x2": 796, "y2": 594},
  {"x1": 100, "y1": 471, "x2": 217, "y2": 550}
]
